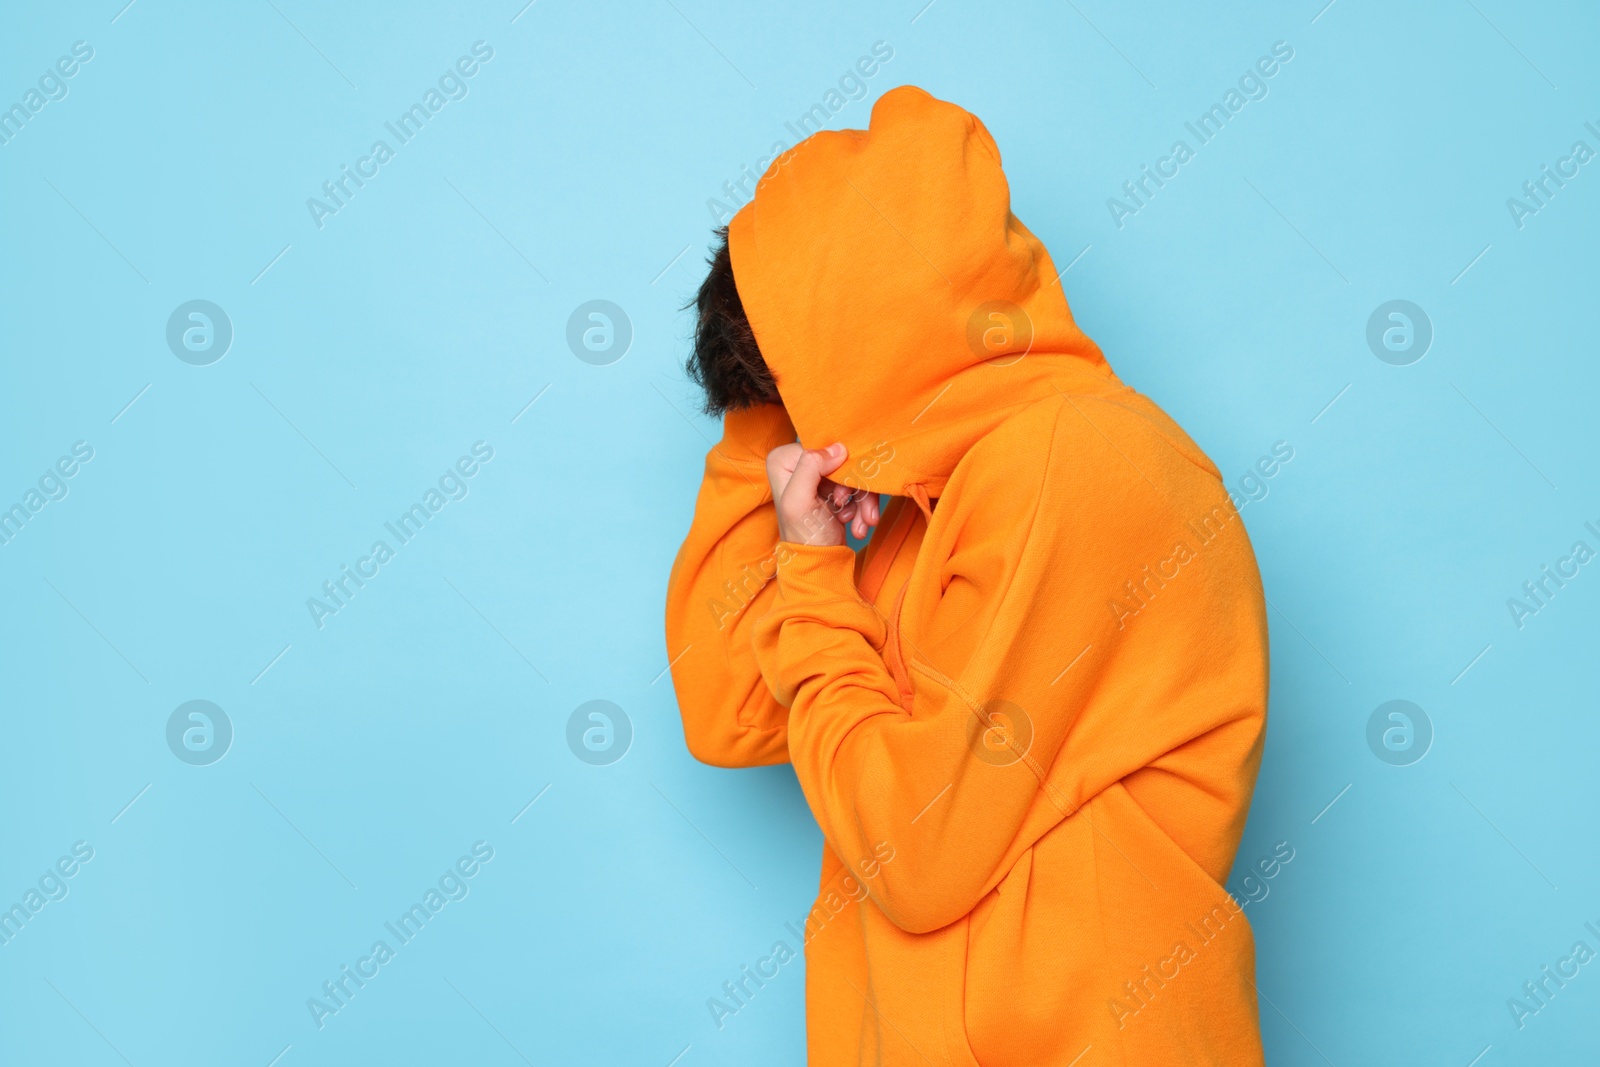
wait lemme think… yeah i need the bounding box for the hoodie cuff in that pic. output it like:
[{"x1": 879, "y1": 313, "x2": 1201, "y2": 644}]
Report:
[
  {"x1": 754, "y1": 542, "x2": 887, "y2": 707},
  {"x1": 773, "y1": 543, "x2": 867, "y2": 611},
  {"x1": 717, "y1": 404, "x2": 795, "y2": 465}
]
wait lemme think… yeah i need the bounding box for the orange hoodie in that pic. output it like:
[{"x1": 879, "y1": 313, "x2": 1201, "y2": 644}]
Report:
[{"x1": 666, "y1": 86, "x2": 1269, "y2": 1066}]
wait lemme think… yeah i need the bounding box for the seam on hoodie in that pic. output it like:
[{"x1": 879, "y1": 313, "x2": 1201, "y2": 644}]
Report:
[
  {"x1": 895, "y1": 391, "x2": 1066, "y2": 681},
  {"x1": 702, "y1": 438, "x2": 780, "y2": 736},
  {"x1": 1070, "y1": 390, "x2": 1223, "y2": 486},
  {"x1": 715, "y1": 451, "x2": 773, "y2": 472},
  {"x1": 965, "y1": 114, "x2": 1002, "y2": 167},
  {"x1": 1118, "y1": 758, "x2": 1253, "y2": 891},
  {"x1": 712, "y1": 534, "x2": 759, "y2": 735},
  {"x1": 941, "y1": 912, "x2": 974, "y2": 1067},
  {"x1": 910, "y1": 658, "x2": 1080, "y2": 827},
  {"x1": 779, "y1": 592, "x2": 870, "y2": 617},
  {"x1": 901, "y1": 398, "x2": 1071, "y2": 792},
  {"x1": 1087, "y1": 798, "x2": 1133, "y2": 1067},
  {"x1": 710, "y1": 537, "x2": 785, "y2": 746}
]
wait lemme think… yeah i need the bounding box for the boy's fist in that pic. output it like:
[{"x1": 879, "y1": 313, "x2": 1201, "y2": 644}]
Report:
[{"x1": 765, "y1": 442, "x2": 881, "y2": 546}]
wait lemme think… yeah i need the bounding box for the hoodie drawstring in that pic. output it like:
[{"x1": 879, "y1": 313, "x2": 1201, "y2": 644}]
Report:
[{"x1": 907, "y1": 482, "x2": 935, "y2": 523}]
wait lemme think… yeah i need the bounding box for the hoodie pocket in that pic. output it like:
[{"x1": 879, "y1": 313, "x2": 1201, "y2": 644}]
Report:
[
  {"x1": 882, "y1": 580, "x2": 916, "y2": 711},
  {"x1": 962, "y1": 819, "x2": 1125, "y2": 1066},
  {"x1": 940, "y1": 912, "x2": 985, "y2": 1067}
]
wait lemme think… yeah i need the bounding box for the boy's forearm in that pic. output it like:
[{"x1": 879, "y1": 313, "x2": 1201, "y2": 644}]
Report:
[{"x1": 664, "y1": 404, "x2": 797, "y2": 767}]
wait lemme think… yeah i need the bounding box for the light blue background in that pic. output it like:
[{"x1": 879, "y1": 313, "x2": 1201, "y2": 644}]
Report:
[{"x1": 3, "y1": 1, "x2": 1597, "y2": 1063}]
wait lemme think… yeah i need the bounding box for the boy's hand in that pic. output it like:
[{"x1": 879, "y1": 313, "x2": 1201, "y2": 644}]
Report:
[{"x1": 766, "y1": 442, "x2": 881, "y2": 546}]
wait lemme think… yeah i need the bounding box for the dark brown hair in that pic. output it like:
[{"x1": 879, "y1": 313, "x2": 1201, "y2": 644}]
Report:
[{"x1": 686, "y1": 227, "x2": 780, "y2": 416}]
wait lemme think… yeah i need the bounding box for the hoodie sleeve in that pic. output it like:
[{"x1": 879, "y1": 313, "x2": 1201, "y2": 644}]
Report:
[
  {"x1": 665, "y1": 403, "x2": 799, "y2": 768},
  {"x1": 751, "y1": 399, "x2": 1268, "y2": 934}
]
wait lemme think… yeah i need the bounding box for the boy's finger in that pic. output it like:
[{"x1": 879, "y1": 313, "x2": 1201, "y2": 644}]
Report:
[
  {"x1": 814, "y1": 443, "x2": 847, "y2": 477},
  {"x1": 785, "y1": 444, "x2": 846, "y2": 511}
]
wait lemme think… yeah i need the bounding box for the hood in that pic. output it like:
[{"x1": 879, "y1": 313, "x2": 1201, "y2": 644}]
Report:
[{"x1": 728, "y1": 85, "x2": 1115, "y2": 497}]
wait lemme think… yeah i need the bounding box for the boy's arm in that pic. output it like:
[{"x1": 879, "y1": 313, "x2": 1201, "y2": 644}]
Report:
[
  {"x1": 751, "y1": 405, "x2": 1269, "y2": 932},
  {"x1": 665, "y1": 404, "x2": 797, "y2": 767}
]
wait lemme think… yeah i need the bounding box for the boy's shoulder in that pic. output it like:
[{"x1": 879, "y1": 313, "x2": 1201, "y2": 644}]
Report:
[
  {"x1": 964, "y1": 381, "x2": 1221, "y2": 481},
  {"x1": 941, "y1": 382, "x2": 1233, "y2": 535}
]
